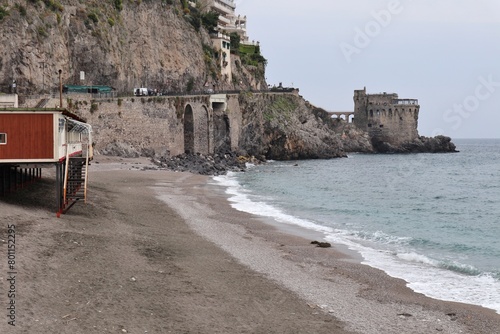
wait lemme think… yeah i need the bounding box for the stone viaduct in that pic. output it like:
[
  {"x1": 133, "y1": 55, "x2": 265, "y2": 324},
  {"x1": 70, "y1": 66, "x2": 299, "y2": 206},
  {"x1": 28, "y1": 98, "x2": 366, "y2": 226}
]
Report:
[
  {"x1": 327, "y1": 111, "x2": 355, "y2": 123},
  {"x1": 22, "y1": 92, "x2": 269, "y2": 157},
  {"x1": 90, "y1": 93, "x2": 241, "y2": 157}
]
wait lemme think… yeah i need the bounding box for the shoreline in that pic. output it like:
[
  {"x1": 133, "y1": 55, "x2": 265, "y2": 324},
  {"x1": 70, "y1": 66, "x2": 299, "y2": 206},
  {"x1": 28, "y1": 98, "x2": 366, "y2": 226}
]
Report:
[
  {"x1": 210, "y1": 167, "x2": 500, "y2": 314},
  {"x1": 0, "y1": 156, "x2": 498, "y2": 333},
  {"x1": 206, "y1": 174, "x2": 365, "y2": 263}
]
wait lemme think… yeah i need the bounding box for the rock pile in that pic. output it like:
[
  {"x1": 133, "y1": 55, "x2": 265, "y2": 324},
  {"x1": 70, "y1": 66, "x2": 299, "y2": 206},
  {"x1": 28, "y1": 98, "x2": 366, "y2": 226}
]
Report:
[{"x1": 153, "y1": 152, "x2": 262, "y2": 176}]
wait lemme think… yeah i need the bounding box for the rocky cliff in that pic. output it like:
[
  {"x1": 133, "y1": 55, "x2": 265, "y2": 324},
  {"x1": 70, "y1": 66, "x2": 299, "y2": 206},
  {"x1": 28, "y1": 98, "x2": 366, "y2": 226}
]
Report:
[
  {"x1": 0, "y1": 0, "x2": 264, "y2": 94},
  {"x1": 236, "y1": 93, "x2": 347, "y2": 160}
]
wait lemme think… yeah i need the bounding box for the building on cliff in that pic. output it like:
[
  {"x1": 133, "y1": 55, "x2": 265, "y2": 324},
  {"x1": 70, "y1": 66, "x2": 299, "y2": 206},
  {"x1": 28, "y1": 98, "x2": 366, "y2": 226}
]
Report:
[
  {"x1": 353, "y1": 87, "x2": 420, "y2": 146},
  {"x1": 208, "y1": 0, "x2": 249, "y2": 43},
  {"x1": 207, "y1": 0, "x2": 258, "y2": 85}
]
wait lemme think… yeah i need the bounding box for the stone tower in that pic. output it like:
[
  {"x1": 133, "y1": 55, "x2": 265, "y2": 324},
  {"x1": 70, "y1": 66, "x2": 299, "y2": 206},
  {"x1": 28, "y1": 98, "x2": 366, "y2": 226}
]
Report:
[{"x1": 353, "y1": 87, "x2": 420, "y2": 145}]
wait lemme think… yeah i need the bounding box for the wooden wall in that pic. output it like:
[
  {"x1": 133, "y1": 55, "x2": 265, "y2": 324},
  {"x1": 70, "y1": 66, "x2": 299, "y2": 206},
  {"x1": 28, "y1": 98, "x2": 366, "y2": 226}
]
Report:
[{"x1": 0, "y1": 114, "x2": 54, "y2": 159}]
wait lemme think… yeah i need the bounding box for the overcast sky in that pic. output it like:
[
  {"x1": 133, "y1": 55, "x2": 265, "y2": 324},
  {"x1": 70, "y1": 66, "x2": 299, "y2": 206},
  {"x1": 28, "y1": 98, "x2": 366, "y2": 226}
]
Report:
[{"x1": 236, "y1": 0, "x2": 500, "y2": 139}]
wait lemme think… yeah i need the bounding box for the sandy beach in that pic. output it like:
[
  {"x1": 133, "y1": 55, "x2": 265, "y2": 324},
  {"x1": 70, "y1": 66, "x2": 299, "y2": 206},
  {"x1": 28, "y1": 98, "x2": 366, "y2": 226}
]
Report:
[{"x1": 1, "y1": 156, "x2": 499, "y2": 334}]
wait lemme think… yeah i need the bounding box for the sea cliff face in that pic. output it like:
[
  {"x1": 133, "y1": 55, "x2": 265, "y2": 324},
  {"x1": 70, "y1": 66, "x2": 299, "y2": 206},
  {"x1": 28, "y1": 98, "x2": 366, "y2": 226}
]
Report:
[{"x1": 237, "y1": 93, "x2": 347, "y2": 160}]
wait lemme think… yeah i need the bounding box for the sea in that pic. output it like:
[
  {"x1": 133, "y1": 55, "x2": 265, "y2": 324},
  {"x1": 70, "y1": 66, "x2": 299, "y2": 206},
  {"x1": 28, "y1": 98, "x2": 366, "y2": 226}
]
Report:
[{"x1": 212, "y1": 138, "x2": 500, "y2": 314}]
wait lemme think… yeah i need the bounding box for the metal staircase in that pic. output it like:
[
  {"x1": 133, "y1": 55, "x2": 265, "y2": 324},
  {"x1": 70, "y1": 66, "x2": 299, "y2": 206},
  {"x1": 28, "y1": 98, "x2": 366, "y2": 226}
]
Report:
[
  {"x1": 66, "y1": 157, "x2": 88, "y2": 200},
  {"x1": 55, "y1": 117, "x2": 93, "y2": 216},
  {"x1": 61, "y1": 144, "x2": 90, "y2": 213}
]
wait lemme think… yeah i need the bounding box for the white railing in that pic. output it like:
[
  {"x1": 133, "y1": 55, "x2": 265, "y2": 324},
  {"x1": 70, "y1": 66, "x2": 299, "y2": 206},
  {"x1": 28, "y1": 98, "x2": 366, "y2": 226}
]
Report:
[
  {"x1": 211, "y1": 32, "x2": 230, "y2": 40},
  {"x1": 393, "y1": 99, "x2": 419, "y2": 105},
  {"x1": 241, "y1": 40, "x2": 259, "y2": 46}
]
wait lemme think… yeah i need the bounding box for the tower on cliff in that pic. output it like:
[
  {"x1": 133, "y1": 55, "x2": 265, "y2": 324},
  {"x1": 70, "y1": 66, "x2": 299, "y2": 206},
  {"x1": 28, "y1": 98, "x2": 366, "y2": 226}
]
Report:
[{"x1": 353, "y1": 87, "x2": 420, "y2": 145}]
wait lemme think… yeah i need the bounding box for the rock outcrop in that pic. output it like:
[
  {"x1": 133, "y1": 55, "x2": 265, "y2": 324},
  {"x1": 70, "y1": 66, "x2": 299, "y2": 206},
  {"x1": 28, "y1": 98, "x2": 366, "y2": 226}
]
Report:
[
  {"x1": 371, "y1": 135, "x2": 458, "y2": 153},
  {"x1": 237, "y1": 93, "x2": 346, "y2": 160}
]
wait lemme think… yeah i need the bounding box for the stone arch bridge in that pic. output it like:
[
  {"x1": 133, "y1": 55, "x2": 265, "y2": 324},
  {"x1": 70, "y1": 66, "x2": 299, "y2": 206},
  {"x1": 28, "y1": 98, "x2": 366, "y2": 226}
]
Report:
[
  {"x1": 180, "y1": 93, "x2": 236, "y2": 156},
  {"x1": 327, "y1": 111, "x2": 355, "y2": 123}
]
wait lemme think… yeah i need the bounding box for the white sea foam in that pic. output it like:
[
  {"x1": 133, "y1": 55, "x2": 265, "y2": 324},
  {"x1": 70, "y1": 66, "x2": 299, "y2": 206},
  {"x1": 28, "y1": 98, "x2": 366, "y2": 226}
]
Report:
[
  {"x1": 350, "y1": 244, "x2": 500, "y2": 313},
  {"x1": 396, "y1": 252, "x2": 439, "y2": 266},
  {"x1": 212, "y1": 172, "x2": 500, "y2": 314},
  {"x1": 213, "y1": 173, "x2": 333, "y2": 234}
]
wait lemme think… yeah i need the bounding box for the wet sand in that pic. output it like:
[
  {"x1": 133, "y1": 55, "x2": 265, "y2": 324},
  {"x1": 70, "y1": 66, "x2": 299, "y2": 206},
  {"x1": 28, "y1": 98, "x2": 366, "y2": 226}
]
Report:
[{"x1": 0, "y1": 156, "x2": 498, "y2": 333}]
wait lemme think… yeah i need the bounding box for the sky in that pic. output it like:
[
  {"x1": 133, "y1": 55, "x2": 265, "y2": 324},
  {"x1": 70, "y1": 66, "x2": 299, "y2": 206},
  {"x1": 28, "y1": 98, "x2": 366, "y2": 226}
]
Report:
[{"x1": 236, "y1": 0, "x2": 500, "y2": 138}]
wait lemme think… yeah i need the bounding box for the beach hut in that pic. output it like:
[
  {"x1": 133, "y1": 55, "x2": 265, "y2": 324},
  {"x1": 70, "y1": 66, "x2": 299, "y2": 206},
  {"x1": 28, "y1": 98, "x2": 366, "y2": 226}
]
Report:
[{"x1": 0, "y1": 107, "x2": 93, "y2": 214}]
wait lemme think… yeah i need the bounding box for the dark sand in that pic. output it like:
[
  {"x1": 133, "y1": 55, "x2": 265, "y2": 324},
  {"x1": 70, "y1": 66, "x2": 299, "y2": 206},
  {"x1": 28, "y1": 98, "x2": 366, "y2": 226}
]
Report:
[{"x1": 0, "y1": 156, "x2": 498, "y2": 334}]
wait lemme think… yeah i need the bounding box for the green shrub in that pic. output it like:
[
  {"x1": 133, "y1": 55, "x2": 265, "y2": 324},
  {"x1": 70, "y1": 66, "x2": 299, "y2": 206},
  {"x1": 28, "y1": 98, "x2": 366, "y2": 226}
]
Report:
[
  {"x1": 37, "y1": 26, "x2": 48, "y2": 38},
  {"x1": 0, "y1": 6, "x2": 9, "y2": 21},
  {"x1": 108, "y1": 17, "x2": 115, "y2": 26},
  {"x1": 88, "y1": 12, "x2": 98, "y2": 24},
  {"x1": 230, "y1": 33, "x2": 240, "y2": 54},
  {"x1": 89, "y1": 103, "x2": 98, "y2": 114},
  {"x1": 43, "y1": 0, "x2": 63, "y2": 12},
  {"x1": 114, "y1": 0, "x2": 123, "y2": 11},
  {"x1": 239, "y1": 44, "x2": 267, "y2": 67},
  {"x1": 16, "y1": 4, "x2": 27, "y2": 16},
  {"x1": 117, "y1": 98, "x2": 123, "y2": 106},
  {"x1": 201, "y1": 11, "x2": 218, "y2": 33}
]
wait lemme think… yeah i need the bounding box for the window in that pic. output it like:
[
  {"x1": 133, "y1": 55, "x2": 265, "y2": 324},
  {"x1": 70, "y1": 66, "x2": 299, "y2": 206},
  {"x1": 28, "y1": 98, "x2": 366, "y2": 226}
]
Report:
[{"x1": 0, "y1": 133, "x2": 6, "y2": 144}]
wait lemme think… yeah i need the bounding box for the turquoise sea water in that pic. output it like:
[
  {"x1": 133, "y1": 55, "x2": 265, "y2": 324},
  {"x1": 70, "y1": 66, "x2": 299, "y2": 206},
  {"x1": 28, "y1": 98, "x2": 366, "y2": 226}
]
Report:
[{"x1": 213, "y1": 139, "x2": 500, "y2": 313}]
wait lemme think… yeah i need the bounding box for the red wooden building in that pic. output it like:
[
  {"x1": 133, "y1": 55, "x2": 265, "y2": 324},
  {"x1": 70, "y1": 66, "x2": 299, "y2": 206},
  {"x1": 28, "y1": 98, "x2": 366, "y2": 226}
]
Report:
[{"x1": 0, "y1": 108, "x2": 93, "y2": 214}]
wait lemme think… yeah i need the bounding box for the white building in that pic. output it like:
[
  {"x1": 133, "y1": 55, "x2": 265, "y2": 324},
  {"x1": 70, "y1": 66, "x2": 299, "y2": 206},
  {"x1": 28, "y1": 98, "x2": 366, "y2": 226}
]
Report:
[{"x1": 202, "y1": 0, "x2": 258, "y2": 83}]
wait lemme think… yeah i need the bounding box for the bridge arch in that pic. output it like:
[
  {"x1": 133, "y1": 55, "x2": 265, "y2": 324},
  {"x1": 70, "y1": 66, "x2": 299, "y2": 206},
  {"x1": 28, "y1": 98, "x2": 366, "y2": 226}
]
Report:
[
  {"x1": 184, "y1": 104, "x2": 194, "y2": 154},
  {"x1": 327, "y1": 111, "x2": 355, "y2": 123},
  {"x1": 196, "y1": 105, "x2": 210, "y2": 155},
  {"x1": 213, "y1": 113, "x2": 231, "y2": 153}
]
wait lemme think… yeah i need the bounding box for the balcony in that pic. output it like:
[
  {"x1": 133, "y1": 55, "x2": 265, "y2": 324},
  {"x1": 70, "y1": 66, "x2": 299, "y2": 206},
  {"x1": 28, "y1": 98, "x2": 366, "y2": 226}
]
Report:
[
  {"x1": 212, "y1": 1, "x2": 235, "y2": 16},
  {"x1": 218, "y1": 15, "x2": 230, "y2": 25}
]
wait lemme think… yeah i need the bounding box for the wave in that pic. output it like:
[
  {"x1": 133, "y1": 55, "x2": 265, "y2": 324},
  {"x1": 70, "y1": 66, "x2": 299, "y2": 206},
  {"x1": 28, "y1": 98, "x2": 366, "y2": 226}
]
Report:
[
  {"x1": 332, "y1": 237, "x2": 500, "y2": 313},
  {"x1": 439, "y1": 260, "x2": 482, "y2": 276}
]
